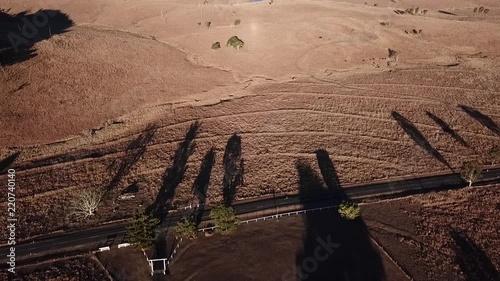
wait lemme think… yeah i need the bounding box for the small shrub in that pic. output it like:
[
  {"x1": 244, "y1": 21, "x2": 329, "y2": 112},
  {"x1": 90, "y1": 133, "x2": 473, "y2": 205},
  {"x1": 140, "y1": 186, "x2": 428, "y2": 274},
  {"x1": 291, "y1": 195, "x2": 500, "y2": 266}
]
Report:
[
  {"x1": 205, "y1": 21, "x2": 211, "y2": 28},
  {"x1": 176, "y1": 214, "x2": 197, "y2": 239},
  {"x1": 227, "y1": 36, "x2": 244, "y2": 50},
  {"x1": 338, "y1": 201, "x2": 361, "y2": 220},
  {"x1": 478, "y1": 6, "x2": 484, "y2": 12},
  {"x1": 388, "y1": 48, "x2": 398, "y2": 58},
  {"x1": 484, "y1": 9, "x2": 490, "y2": 14},
  {"x1": 211, "y1": 42, "x2": 221, "y2": 49},
  {"x1": 234, "y1": 19, "x2": 241, "y2": 26},
  {"x1": 473, "y1": 7, "x2": 478, "y2": 13},
  {"x1": 210, "y1": 205, "x2": 239, "y2": 235}
]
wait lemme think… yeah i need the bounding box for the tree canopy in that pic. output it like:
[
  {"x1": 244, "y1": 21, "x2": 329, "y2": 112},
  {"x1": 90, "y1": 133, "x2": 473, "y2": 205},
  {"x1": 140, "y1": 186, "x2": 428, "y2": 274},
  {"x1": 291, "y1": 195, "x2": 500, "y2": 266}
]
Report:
[
  {"x1": 209, "y1": 205, "x2": 239, "y2": 235},
  {"x1": 176, "y1": 214, "x2": 197, "y2": 239},
  {"x1": 127, "y1": 209, "x2": 160, "y2": 250}
]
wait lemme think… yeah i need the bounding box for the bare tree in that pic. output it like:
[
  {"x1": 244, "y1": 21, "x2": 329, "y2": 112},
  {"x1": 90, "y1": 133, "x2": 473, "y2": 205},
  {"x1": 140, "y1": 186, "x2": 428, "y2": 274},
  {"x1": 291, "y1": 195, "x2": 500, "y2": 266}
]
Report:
[
  {"x1": 70, "y1": 187, "x2": 103, "y2": 219},
  {"x1": 460, "y1": 161, "x2": 483, "y2": 187}
]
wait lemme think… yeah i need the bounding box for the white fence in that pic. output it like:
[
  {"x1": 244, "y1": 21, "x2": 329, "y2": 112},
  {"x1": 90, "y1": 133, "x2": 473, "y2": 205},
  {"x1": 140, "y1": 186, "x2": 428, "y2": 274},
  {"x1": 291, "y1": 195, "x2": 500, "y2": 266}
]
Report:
[
  {"x1": 98, "y1": 246, "x2": 110, "y2": 252},
  {"x1": 117, "y1": 243, "x2": 131, "y2": 248},
  {"x1": 198, "y1": 204, "x2": 338, "y2": 232},
  {"x1": 146, "y1": 237, "x2": 183, "y2": 275}
]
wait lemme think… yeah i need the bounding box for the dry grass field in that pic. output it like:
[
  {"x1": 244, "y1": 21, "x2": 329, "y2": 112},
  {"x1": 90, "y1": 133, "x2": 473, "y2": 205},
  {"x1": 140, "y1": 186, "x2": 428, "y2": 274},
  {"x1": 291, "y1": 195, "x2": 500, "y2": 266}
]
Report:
[
  {"x1": 2, "y1": 66, "x2": 499, "y2": 240},
  {"x1": 0, "y1": 0, "x2": 500, "y2": 278}
]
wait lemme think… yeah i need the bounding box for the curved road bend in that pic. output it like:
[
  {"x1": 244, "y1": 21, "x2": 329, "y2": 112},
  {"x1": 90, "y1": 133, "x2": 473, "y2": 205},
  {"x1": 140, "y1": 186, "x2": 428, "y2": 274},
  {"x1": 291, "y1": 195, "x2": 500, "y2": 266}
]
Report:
[{"x1": 2, "y1": 168, "x2": 500, "y2": 262}]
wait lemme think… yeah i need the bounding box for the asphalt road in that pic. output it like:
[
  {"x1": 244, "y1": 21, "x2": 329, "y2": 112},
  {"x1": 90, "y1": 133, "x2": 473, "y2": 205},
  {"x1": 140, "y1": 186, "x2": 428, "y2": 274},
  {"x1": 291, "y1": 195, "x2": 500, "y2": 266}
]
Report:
[{"x1": 2, "y1": 168, "x2": 500, "y2": 263}]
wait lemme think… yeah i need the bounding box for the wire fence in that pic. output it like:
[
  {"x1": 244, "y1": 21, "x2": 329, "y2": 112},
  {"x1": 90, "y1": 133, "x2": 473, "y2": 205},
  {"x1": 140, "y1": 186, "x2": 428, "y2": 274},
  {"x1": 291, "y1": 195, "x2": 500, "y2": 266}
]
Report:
[{"x1": 198, "y1": 204, "x2": 338, "y2": 232}]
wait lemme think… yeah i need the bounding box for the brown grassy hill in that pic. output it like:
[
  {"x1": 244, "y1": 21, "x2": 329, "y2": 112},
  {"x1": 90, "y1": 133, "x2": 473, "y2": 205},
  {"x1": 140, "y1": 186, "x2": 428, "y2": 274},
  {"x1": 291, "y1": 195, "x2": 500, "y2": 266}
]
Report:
[{"x1": 0, "y1": 26, "x2": 234, "y2": 147}]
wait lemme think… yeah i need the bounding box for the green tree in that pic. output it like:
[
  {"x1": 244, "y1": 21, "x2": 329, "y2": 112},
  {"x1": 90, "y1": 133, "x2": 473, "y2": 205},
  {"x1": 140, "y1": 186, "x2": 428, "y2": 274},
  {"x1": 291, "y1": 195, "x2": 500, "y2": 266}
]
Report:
[
  {"x1": 209, "y1": 205, "x2": 239, "y2": 235},
  {"x1": 338, "y1": 201, "x2": 361, "y2": 220},
  {"x1": 488, "y1": 145, "x2": 500, "y2": 165},
  {"x1": 127, "y1": 209, "x2": 160, "y2": 250},
  {"x1": 461, "y1": 161, "x2": 483, "y2": 187},
  {"x1": 176, "y1": 214, "x2": 197, "y2": 239}
]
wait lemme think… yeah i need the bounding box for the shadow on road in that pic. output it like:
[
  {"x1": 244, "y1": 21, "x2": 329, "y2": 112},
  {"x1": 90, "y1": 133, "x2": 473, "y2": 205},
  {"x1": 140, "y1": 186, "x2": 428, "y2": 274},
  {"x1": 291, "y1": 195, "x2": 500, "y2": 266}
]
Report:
[
  {"x1": 222, "y1": 133, "x2": 243, "y2": 207},
  {"x1": 0, "y1": 151, "x2": 20, "y2": 174},
  {"x1": 392, "y1": 111, "x2": 453, "y2": 171},
  {"x1": 459, "y1": 105, "x2": 500, "y2": 136},
  {"x1": 426, "y1": 111, "x2": 469, "y2": 147},
  {"x1": 291, "y1": 155, "x2": 385, "y2": 281},
  {"x1": 106, "y1": 124, "x2": 157, "y2": 195},
  {"x1": 450, "y1": 229, "x2": 500, "y2": 281},
  {"x1": 0, "y1": 9, "x2": 73, "y2": 66},
  {"x1": 193, "y1": 148, "x2": 216, "y2": 226},
  {"x1": 148, "y1": 121, "x2": 200, "y2": 219}
]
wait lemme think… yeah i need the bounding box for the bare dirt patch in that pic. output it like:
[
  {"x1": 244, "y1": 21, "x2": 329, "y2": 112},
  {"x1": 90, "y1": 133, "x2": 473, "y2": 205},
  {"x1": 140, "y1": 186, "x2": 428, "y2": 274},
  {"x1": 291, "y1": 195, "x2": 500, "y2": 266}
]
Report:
[
  {"x1": 169, "y1": 211, "x2": 409, "y2": 281},
  {"x1": 97, "y1": 247, "x2": 151, "y2": 281}
]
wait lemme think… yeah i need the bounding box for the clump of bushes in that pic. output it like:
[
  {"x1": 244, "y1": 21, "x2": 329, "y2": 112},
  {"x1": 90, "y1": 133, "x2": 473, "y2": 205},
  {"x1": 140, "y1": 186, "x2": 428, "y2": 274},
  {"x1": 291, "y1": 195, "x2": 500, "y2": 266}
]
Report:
[
  {"x1": 338, "y1": 201, "x2": 361, "y2": 220},
  {"x1": 176, "y1": 214, "x2": 198, "y2": 239},
  {"x1": 474, "y1": 6, "x2": 489, "y2": 14},
  {"x1": 227, "y1": 36, "x2": 244, "y2": 50}
]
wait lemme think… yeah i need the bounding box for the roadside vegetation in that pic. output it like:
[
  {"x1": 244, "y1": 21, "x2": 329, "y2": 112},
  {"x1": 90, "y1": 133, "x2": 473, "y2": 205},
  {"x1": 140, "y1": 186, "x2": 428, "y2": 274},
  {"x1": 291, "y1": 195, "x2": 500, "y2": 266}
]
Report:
[
  {"x1": 227, "y1": 36, "x2": 244, "y2": 49},
  {"x1": 209, "y1": 205, "x2": 239, "y2": 235},
  {"x1": 460, "y1": 161, "x2": 483, "y2": 187},
  {"x1": 338, "y1": 201, "x2": 361, "y2": 220},
  {"x1": 127, "y1": 209, "x2": 160, "y2": 250},
  {"x1": 176, "y1": 214, "x2": 198, "y2": 239}
]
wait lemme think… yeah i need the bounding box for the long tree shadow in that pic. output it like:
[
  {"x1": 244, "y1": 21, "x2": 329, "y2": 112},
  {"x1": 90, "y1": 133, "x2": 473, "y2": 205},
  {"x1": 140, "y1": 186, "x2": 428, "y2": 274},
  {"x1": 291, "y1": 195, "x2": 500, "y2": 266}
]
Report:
[
  {"x1": 450, "y1": 229, "x2": 500, "y2": 281},
  {"x1": 0, "y1": 151, "x2": 20, "y2": 174},
  {"x1": 392, "y1": 111, "x2": 453, "y2": 171},
  {"x1": 426, "y1": 111, "x2": 469, "y2": 147},
  {"x1": 315, "y1": 149, "x2": 342, "y2": 192},
  {"x1": 0, "y1": 9, "x2": 73, "y2": 66},
  {"x1": 292, "y1": 157, "x2": 385, "y2": 281},
  {"x1": 193, "y1": 148, "x2": 216, "y2": 226},
  {"x1": 222, "y1": 133, "x2": 243, "y2": 207},
  {"x1": 148, "y1": 121, "x2": 200, "y2": 219},
  {"x1": 106, "y1": 124, "x2": 157, "y2": 195},
  {"x1": 459, "y1": 105, "x2": 500, "y2": 136}
]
